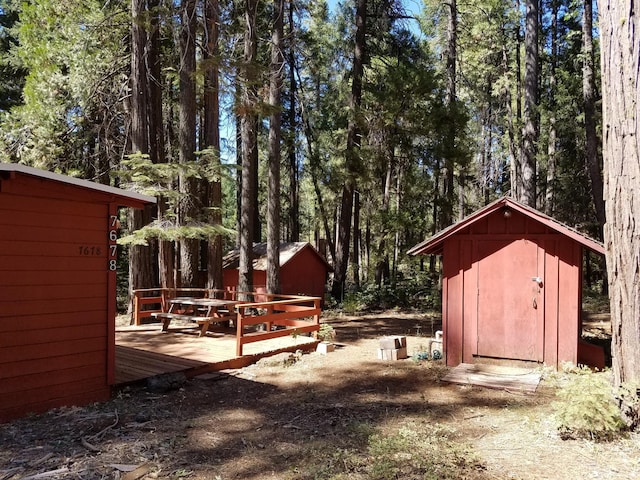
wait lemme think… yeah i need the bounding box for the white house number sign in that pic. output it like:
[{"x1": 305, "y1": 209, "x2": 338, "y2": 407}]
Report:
[{"x1": 108, "y1": 215, "x2": 119, "y2": 271}]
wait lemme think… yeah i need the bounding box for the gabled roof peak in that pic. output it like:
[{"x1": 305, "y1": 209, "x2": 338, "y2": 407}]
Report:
[{"x1": 408, "y1": 196, "x2": 604, "y2": 256}]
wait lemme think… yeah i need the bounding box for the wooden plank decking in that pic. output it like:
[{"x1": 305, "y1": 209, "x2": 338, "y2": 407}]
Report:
[
  {"x1": 114, "y1": 324, "x2": 318, "y2": 384},
  {"x1": 442, "y1": 363, "x2": 542, "y2": 393}
]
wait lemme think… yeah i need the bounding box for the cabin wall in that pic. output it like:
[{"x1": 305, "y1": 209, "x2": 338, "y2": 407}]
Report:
[
  {"x1": 440, "y1": 239, "x2": 468, "y2": 366},
  {"x1": 223, "y1": 247, "x2": 328, "y2": 300},
  {"x1": 554, "y1": 239, "x2": 581, "y2": 365},
  {"x1": 0, "y1": 176, "x2": 111, "y2": 422},
  {"x1": 281, "y1": 247, "x2": 327, "y2": 299}
]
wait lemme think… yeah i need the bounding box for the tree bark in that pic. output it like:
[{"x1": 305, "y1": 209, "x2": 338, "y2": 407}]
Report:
[
  {"x1": 204, "y1": 0, "x2": 223, "y2": 291},
  {"x1": 503, "y1": 19, "x2": 521, "y2": 200},
  {"x1": 331, "y1": 0, "x2": 365, "y2": 300},
  {"x1": 545, "y1": 0, "x2": 557, "y2": 216},
  {"x1": 128, "y1": 0, "x2": 154, "y2": 311},
  {"x1": 441, "y1": 0, "x2": 457, "y2": 226},
  {"x1": 238, "y1": 0, "x2": 259, "y2": 297},
  {"x1": 582, "y1": 0, "x2": 605, "y2": 229},
  {"x1": 130, "y1": 0, "x2": 148, "y2": 158},
  {"x1": 306, "y1": 129, "x2": 336, "y2": 263},
  {"x1": 287, "y1": 2, "x2": 300, "y2": 242},
  {"x1": 600, "y1": 0, "x2": 640, "y2": 387},
  {"x1": 353, "y1": 189, "x2": 360, "y2": 289},
  {"x1": 178, "y1": 0, "x2": 199, "y2": 287},
  {"x1": 267, "y1": 0, "x2": 284, "y2": 295},
  {"x1": 146, "y1": 0, "x2": 173, "y2": 289},
  {"x1": 519, "y1": 0, "x2": 538, "y2": 208}
]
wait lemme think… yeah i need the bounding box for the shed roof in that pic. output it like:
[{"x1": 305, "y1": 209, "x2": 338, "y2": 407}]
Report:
[
  {"x1": 408, "y1": 197, "x2": 605, "y2": 256},
  {"x1": 223, "y1": 242, "x2": 332, "y2": 271},
  {"x1": 0, "y1": 163, "x2": 156, "y2": 208}
]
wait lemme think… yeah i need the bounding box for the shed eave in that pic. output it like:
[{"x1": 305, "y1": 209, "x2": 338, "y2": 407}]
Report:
[
  {"x1": 222, "y1": 242, "x2": 333, "y2": 272},
  {"x1": 408, "y1": 197, "x2": 605, "y2": 256}
]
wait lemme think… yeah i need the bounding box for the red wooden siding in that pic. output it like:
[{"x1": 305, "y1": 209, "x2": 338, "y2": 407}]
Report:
[
  {"x1": 223, "y1": 244, "x2": 328, "y2": 300},
  {"x1": 542, "y1": 239, "x2": 561, "y2": 367},
  {"x1": 280, "y1": 247, "x2": 328, "y2": 298},
  {"x1": 556, "y1": 239, "x2": 581, "y2": 364},
  {"x1": 0, "y1": 187, "x2": 111, "y2": 422},
  {"x1": 431, "y1": 202, "x2": 599, "y2": 370},
  {"x1": 442, "y1": 240, "x2": 463, "y2": 365}
]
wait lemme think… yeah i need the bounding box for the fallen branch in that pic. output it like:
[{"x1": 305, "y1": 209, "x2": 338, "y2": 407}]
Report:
[
  {"x1": 19, "y1": 468, "x2": 69, "y2": 480},
  {"x1": 121, "y1": 463, "x2": 152, "y2": 480},
  {"x1": 81, "y1": 437, "x2": 100, "y2": 453},
  {"x1": 81, "y1": 409, "x2": 119, "y2": 452},
  {"x1": 88, "y1": 410, "x2": 119, "y2": 441},
  {"x1": 0, "y1": 467, "x2": 24, "y2": 480},
  {"x1": 29, "y1": 453, "x2": 54, "y2": 467}
]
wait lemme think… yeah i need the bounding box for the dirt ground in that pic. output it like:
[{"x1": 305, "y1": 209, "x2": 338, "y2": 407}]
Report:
[{"x1": 1, "y1": 310, "x2": 639, "y2": 480}]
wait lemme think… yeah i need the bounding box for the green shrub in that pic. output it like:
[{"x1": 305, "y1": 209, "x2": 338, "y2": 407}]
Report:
[
  {"x1": 337, "y1": 276, "x2": 441, "y2": 313},
  {"x1": 554, "y1": 368, "x2": 626, "y2": 440},
  {"x1": 318, "y1": 323, "x2": 336, "y2": 342},
  {"x1": 342, "y1": 292, "x2": 363, "y2": 314}
]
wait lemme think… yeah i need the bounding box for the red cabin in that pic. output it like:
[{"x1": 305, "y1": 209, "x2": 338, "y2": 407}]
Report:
[
  {"x1": 0, "y1": 163, "x2": 155, "y2": 422},
  {"x1": 223, "y1": 242, "x2": 331, "y2": 300},
  {"x1": 408, "y1": 197, "x2": 606, "y2": 370}
]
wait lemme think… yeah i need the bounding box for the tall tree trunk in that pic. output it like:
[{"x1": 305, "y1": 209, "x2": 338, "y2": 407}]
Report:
[
  {"x1": 147, "y1": 0, "x2": 173, "y2": 289},
  {"x1": 128, "y1": 0, "x2": 153, "y2": 312},
  {"x1": 519, "y1": 0, "x2": 538, "y2": 208},
  {"x1": 299, "y1": 82, "x2": 335, "y2": 262},
  {"x1": 545, "y1": 0, "x2": 557, "y2": 216},
  {"x1": 600, "y1": 0, "x2": 640, "y2": 388},
  {"x1": 147, "y1": 0, "x2": 164, "y2": 167},
  {"x1": 267, "y1": 0, "x2": 284, "y2": 295},
  {"x1": 131, "y1": 0, "x2": 148, "y2": 158},
  {"x1": 507, "y1": 0, "x2": 523, "y2": 200},
  {"x1": 307, "y1": 134, "x2": 335, "y2": 263},
  {"x1": 441, "y1": 0, "x2": 457, "y2": 226},
  {"x1": 287, "y1": 1, "x2": 300, "y2": 242},
  {"x1": 238, "y1": 0, "x2": 259, "y2": 297},
  {"x1": 204, "y1": 0, "x2": 223, "y2": 291},
  {"x1": 178, "y1": 0, "x2": 199, "y2": 287},
  {"x1": 392, "y1": 163, "x2": 403, "y2": 284},
  {"x1": 375, "y1": 145, "x2": 393, "y2": 287},
  {"x1": 353, "y1": 190, "x2": 360, "y2": 289},
  {"x1": 331, "y1": 0, "x2": 365, "y2": 300},
  {"x1": 583, "y1": 0, "x2": 605, "y2": 229}
]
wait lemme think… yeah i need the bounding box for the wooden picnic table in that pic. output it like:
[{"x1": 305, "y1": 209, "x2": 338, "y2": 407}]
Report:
[{"x1": 151, "y1": 297, "x2": 239, "y2": 336}]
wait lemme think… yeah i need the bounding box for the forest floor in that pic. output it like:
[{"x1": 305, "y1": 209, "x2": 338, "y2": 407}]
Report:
[{"x1": 1, "y1": 310, "x2": 639, "y2": 480}]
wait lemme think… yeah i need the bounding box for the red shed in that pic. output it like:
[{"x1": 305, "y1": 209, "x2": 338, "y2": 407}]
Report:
[
  {"x1": 408, "y1": 197, "x2": 605, "y2": 370},
  {"x1": 0, "y1": 163, "x2": 155, "y2": 422},
  {"x1": 223, "y1": 242, "x2": 331, "y2": 299}
]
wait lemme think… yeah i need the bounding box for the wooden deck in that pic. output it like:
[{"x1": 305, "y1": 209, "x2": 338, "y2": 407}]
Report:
[
  {"x1": 115, "y1": 324, "x2": 319, "y2": 384},
  {"x1": 442, "y1": 363, "x2": 542, "y2": 393}
]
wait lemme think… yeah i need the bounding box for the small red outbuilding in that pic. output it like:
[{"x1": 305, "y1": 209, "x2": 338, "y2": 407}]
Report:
[
  {"x1": 408, "y1": 197, "x2": 605, "y2": 370},
  {"x1": 0, "y1": 163, "x2": 155, "y2": 422},
  {"x1": 223, "y1": 242, "x2": 331, "y2": 300}
]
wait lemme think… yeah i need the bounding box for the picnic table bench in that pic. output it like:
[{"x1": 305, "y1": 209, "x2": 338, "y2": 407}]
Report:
[{"x1": 151, "y1": 297, "x2": 238, "y2": 336}]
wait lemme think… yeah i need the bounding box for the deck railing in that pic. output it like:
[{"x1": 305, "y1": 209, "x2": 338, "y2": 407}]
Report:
[
  {"x1": 131, "y1": 288, "x2": 166, "y2": 324},
  {"x1": 234, "y1": 295, "x2": 321, "y2": 356},
  {"x1": 131, "y1": 288, "x2": 322, "y2": 357}
]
